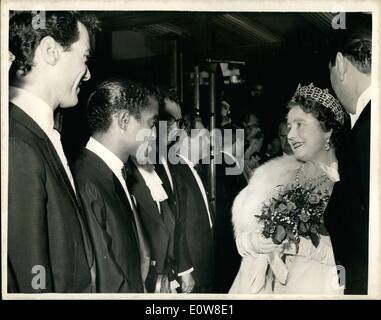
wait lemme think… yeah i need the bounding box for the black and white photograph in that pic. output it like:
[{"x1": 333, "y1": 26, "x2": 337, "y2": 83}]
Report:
[{"x1": 1, "y1": 0, "x2": 380, "y2": 300}]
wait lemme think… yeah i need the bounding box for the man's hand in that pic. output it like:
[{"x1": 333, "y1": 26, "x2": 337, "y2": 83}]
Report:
[{"x1": 180, "y1": 273, "x2": 195, "y2": 293}]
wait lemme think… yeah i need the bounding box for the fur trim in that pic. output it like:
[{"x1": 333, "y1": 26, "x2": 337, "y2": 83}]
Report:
[{"x1": 232, "y1": 155, "x2": 302, "y2": 237}]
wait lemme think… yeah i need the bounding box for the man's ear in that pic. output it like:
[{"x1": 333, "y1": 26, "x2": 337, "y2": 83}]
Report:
[
  {"x1": 38, "y1": 36, "x2": 59, "y2": 66},
  {"x1": 335, "y1": 52, "x2": 348, "y2": 81},
  {"x1": 117, "y1": 111, "x2": 130, "y2": 130}
]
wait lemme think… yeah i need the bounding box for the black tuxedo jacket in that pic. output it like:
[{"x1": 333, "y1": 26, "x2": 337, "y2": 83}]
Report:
[
  {"x1": 127, "y1": 161, "x2": 192, "y2": 276},
  {"x1": 72, "y1": 150, "x2": 144, "y2": 293},
  {"x1": 8, "y1": 103, "x2": 94, "y2": 293},
  {"x1": 325, "y1": 102, "x2": 370, "y2": 294},
  {"x1": 170, "y1": 162, "x2": 214, "y2": 288}
]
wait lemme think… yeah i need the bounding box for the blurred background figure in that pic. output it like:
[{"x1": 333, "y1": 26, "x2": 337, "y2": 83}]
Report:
[
  {"x1": 278, "y1": 120, "x2": 293, "y2": 155},
  {"x1": 265, "y1": 135, "x2": 282, "y2": 159},
  {"x1": 242, "y1": 112, "x2": 268, "y2": 181},
  {"x1": 221, "y1": 100, "x2": 232, "y2": 128}
]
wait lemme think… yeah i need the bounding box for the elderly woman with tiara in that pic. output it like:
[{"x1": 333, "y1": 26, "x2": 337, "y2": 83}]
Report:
[{"x1": 229, "y1": 83, "x2": 347, "y2": 295}]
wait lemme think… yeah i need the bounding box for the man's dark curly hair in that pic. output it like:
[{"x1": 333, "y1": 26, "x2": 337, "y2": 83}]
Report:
[
  {"x1": 9, "y1": 11, "x2": 100, "y2": 76},
  {"x1": 158, "y1": 87, "x2": 181, "y2": 122},
  {"x1": 328, "y1": 14, "x2": 372, "y2": 74},
  {"x1": 287, "y1": 94, "x2": 349, "y2": 148},
  {"x1": 87, "y1": 79, "x2": 156, "y2": 134}
]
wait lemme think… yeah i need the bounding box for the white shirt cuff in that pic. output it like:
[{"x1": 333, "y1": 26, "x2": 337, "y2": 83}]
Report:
[
  {"x1": 170, "y1": 279, "x2": 180, "y2": 291},
  {"x1": 178, "y1": 267, "x2": 194, "y2": 277}
]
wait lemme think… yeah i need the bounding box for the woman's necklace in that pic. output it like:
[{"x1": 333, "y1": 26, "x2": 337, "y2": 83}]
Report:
[{"x1": 294, "y1": 163, "x2": 329, "y2": 188}]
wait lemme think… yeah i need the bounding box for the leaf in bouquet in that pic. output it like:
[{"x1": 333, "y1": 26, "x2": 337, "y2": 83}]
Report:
[
  {"x1": 318, "y1": 223, "x2": 330, "y2": 236},
  {"x1": 273, "y1": 225, "x2": 286, "y2": 244},
  {"x1": 276, "y1": 184, "x2": 285, "y2": 194},
  {"x1": 299, "y1": 221, "x2": 309, "y2": 235},
  {"x1": 310, "y1": 232, "x2": 320, "y2": 248},
  {"x1": 269, "y1": 201, "x2": 277, "y2": 213},
  {"x1": 309, "y1": 223, "x2": 319, "y2": 234}
]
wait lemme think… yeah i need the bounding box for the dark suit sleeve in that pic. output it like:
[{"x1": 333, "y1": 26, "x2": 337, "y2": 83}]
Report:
[
  {"x1": 175, "y1": 202, "x2": 193, "y2": 274},
  {"x1": 8, "y1": 139, "x2": 54, "y2": 292},
  {"x1": 76, "y1": 181, "x2": 126, "y2": 293},
  {"x1": 172, "y1": 168, "x2": 193, "y2": 274},
  {"x1": 359, "y1": 125, "x2": 370, "y2": 212}
]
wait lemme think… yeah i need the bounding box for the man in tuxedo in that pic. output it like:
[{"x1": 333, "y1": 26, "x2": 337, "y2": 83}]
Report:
[
  {"x1": 72, "y1": 80, "x2": 155, "y2": 292},
  {"x1": 127, "y1": 159, "x2": 195, "y2": 293},
  {"x1": 163, "y1": 96, "x2": 215, "y2": 292},
  {"x1": 327, "y1": 23, "x2": 371, "y2": 294},
  {"x1": 124, "y1": 88, "x2": 194, "y2": 293},
  {"x1": 8, "y1": 11, "x2": 99, "y2": 293}
]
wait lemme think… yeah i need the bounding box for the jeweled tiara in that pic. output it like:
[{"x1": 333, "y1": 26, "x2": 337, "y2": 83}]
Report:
[{"x1": 291, "y1": 83, "x2": 345, "y2": 125}]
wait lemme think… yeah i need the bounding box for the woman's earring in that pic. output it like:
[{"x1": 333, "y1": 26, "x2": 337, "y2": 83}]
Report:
[{"x1": 324, "y1": 137, "x2": 330, "y2": 151}]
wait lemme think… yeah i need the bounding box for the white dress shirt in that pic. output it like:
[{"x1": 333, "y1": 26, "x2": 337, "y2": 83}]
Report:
[
  {"x1": 10, "y1": 86, "x2": 77, "y2": 193},
  {"x1": 351, "y1": 86, "x2": 371, "y2": 128}
]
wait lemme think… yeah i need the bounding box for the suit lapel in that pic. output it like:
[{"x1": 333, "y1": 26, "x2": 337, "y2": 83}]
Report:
[
  {"x1": 10, "y1": 103, "x2": 79, "y2": 209},
  {"x1": 155, "y1": 163, "x2": 179, "y2": 218},
  {"x1": 128, "y1": 161, "x2": 163, "y2": 225},
  {"x1": 183, "y1": 163, "x2": 211, "y2": 219},
  {"x1": 155, "y1": 164, "x2": 174, "y2": 197}
]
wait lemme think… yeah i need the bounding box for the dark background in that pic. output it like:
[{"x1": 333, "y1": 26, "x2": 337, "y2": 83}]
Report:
[{"x1": 60, "y1": 11, "x2": 371, "y2": 163}]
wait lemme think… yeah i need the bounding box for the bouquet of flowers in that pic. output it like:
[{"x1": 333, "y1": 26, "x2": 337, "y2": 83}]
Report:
[{"x1": 255, "y1": 183, "x2": 330, "y2": 248}]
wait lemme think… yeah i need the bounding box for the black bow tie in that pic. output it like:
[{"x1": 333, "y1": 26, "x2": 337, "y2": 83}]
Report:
[
  {"x1": 122, "y1": 162, "x2": 133, "y2": 181},
  {"x1": 53, "y1": 110, "x2": 63, "y2": 133},
  {"x1": 121, "y1": 166, "x2": 128, "y2": 181}
]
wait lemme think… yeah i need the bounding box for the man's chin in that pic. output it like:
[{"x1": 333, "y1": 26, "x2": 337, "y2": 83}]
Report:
[{"x1": 60, "y1": 96, "x2": 79, "y2": 108}]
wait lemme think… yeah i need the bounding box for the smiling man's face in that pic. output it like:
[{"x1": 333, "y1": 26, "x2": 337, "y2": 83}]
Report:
[{"x1": 55, "y1": 22, "x2": 91, "y2": 108}]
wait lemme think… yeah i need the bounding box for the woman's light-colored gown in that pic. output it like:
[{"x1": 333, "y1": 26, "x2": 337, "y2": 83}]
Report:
[{"x1": 229, "y1": 155, "x2": 344, "y2": 295}]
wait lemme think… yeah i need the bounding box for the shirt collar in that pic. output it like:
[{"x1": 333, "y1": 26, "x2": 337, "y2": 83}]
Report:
[
  {"x1": 9, "y1": 86, "x2": 54, "y2": 135},
  {"x1": 177, "y1": 153, "x2": 195, "y2": 168},
  {"x1": 351, "y1": 86, "x2": 371, "y2": 128},
  {"x1": 86, "y1": 137, "x2": 125, "y2": 178}
]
